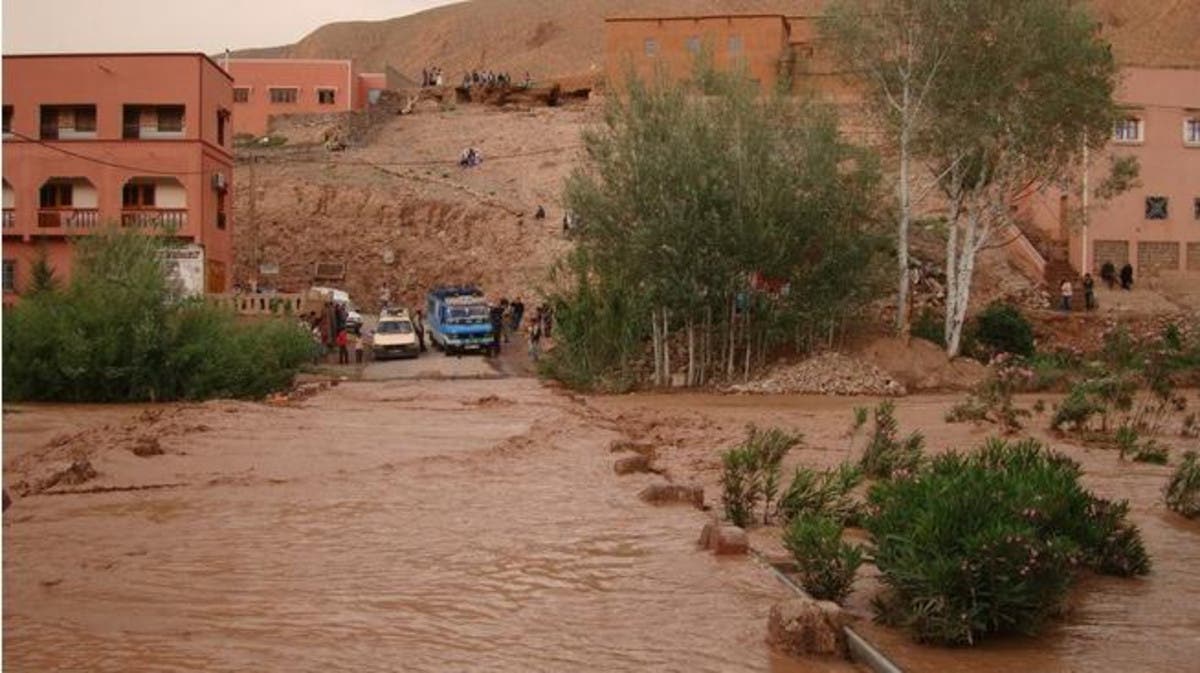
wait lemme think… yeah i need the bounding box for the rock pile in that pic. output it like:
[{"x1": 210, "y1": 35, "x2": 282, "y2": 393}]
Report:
[
  {"x1": 727, "y1": 353, "x2": 906, "y2": 397},
  {"x1": 767, "y1": 596, "x2": 848, "y2": 658}
]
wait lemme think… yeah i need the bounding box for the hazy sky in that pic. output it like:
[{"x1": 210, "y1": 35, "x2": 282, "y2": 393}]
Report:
[{"x1": 3, "y1": 0, "x2": 461, "y2": 54}]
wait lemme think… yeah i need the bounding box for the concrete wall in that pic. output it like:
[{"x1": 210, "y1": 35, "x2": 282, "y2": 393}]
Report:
[
  {"x1": 227, "y1": 59, "x2": 355, "y2": 136},
  {"x1": 1, "y1": 53, "x2": 235, "y2": 300}
]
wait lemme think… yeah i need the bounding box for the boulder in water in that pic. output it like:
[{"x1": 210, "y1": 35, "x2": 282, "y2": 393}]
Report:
[{"x1": 767, "y1": 596, "x2": 848, "y2": 658}]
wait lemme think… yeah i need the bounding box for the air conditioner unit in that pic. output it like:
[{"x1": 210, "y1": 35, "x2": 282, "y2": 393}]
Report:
[{"x1": 211, "y1": 172, "x2": 228, "y2": 191}]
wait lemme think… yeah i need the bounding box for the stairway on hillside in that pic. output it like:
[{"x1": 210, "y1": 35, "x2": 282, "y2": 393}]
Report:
[{"x1": 1014, "y1": 219, "x2": 1076, "y2": 286}]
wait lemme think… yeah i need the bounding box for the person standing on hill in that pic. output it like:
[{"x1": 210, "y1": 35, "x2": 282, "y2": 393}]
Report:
[
  {"x1": 1083, "y1": 273, "x2": 1096, "y2": 311},
  {"x1": 1120, "y1": 263, "x2": 1134, "y2": 290},
  {"x1": 1059, "y1": 279, "x2": 1073, "y2": 312}
]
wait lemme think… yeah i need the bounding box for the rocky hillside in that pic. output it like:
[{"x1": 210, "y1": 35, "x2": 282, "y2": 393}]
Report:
[{"x1": 232, "y1": 0, "x2": 1199, "y2": 82}]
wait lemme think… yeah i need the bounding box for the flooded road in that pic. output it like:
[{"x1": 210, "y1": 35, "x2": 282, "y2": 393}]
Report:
[{"x1": 3, "y1": 379, "x2": 848, "y2": 672}]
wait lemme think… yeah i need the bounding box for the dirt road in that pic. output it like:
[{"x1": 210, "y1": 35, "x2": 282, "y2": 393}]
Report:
[{"x1": 2, "y1": 368, "x2": 843, "y2": 672}]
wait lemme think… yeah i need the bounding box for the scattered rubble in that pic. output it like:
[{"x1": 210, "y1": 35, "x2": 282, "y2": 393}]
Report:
[
  {"x1": 638, "y1": 482, "x2": 704, "y2": 509},
  {"x1": 131, "y1": 437, "x2": 165, "y2": 457},
  {"x1": 698, "y1": 520, "x2": 749, "y2": 555},
  {"x1": 613, "y1": 453, "x2": 653, "y2": 475},
  {"x1": 727, "y1": 353, "x2": 907, "y2": 397}
]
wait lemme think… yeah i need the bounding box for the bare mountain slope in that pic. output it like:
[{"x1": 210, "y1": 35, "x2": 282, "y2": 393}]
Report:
[{"x1": 232, "y1": 0, "x2": 1199, "y2": 81}]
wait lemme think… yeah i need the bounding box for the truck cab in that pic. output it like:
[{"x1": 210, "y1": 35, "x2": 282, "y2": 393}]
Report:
[{"x1": 426, "y1": 286, "x2": 494, "y2": 354}]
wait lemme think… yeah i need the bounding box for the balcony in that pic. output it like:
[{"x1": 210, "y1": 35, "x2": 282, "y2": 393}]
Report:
[
  {"x1": 122, "y1": 208, "x2": 188, "y2": 230},
  {"x1": 37, "y1": 208, "x2": 100, "y2": 231},
  {"x1": 2, "y1": 209, "x2": 13, "y2": 229}
]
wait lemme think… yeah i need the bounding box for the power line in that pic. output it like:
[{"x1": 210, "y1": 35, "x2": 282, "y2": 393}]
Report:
[{"x1": 6, "y1": 130, "x2": 212, "y2": 175}]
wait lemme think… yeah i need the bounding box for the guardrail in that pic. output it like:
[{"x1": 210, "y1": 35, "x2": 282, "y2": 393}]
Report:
[
  {"x1": 122, "y1": 209, "x2": 188, "y2": 230},
  {"x1": 208, "y1": 293, "x2": 306, "y2": 316}
]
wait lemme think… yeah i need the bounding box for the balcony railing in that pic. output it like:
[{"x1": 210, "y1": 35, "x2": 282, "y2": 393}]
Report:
[
  {"x1": 2, "y1": 209, "x2": 13, "y2": 229},
  {"x1": 38, "y1": 208, "x2": 100, "y2": 230},
  {"x1": 121, "y1": 208, "x2": 187, "y2": 230}
]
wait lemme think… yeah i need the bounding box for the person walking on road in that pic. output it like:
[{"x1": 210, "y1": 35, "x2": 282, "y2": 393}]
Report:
[
  {"x1": 414, "y1": 309, "x2": 428, "y2": 353},
  {"x1": 528, "y1": 319, "x2": 543, "y2": 363},
  {"x1": 489, "y1": 303, "x2": 505, "y2": 357}
]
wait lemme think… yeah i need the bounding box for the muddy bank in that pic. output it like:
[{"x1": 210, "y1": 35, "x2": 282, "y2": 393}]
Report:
[
  {"x1": 3, "y1": 380, "x2": 851, "y2": 672},
  {"x1": 589, "y1": 391, "x2": 1200, "y2": 673}
]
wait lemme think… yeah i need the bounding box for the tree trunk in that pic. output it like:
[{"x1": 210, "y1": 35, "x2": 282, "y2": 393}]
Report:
[
  {"x1": 686, "y1": 317, "x2": 696, "y2": 387},
  {"x1": 896, "y1": 85, "x2": 913, "y2": 338},
  {"x1": 743, "y1": 300, "x2": 752, "y2": 382},
  {"x1": 651, "y1": 307, "x2": 662, "y2": 387},
  {"x1": 946, "y1": 211, "x2": 979, "y2": 358},
  {"x1": 727, "y1": 294, "x2": 736, "y2": 381},
  {"x1": 662, "y1": 307, "x2": 671, "y2": 388}
]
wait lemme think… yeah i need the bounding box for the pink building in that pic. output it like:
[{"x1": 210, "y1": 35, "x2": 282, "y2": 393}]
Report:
[
  {"x1": 226, "y1": 59, "x2": 388, "y2": 136},
  {"x1": 2, "y1": 52, "x2": 235, "y2": 303},
  {"x1": 1027, "y1": 67, "x2": 1200, "y2": 278}
]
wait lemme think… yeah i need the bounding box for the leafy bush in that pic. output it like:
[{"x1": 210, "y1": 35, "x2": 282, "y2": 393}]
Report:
[
  {"x1": 1132, "y1": 441, "x2": 1169, "y2": 465},
  {"x1": 778, "y1": 462, "x2": 862, "y2": 525},
  {"x1": 911, "y1": 308, "x2": 945, "y2": 347},
  {"x1": 719, "y1": 425, "x2": 803, "y2": 527},
  {"x1": 866, "y1": 438, "x2": 1149, "y2": 646},
  {"x1": 974, "y1": 302, "x2": 1035, "y2": 358},
  {"x1": 783, "y1": 513, "x2": 864, "y2": 604},
  {"x1": 2, "y1": 229, "x2": 312, "y2": 402},
  {"x1": 945, "y1": 359, "x2": 1032, "y2": 433},
  {"x1": 1165, "y1": 451, "x2": 1200, "y2": 518},
  {"x1": 860, "y1": 400, "x2": 923, "y2": 478}
]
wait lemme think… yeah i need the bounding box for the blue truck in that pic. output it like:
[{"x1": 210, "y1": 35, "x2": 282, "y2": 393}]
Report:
[{"x1": 425, "y1": 286, "x2": 495, "y2": 354}]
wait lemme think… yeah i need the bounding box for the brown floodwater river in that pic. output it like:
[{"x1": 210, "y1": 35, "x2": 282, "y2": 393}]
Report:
[{"x1": 3, "y1": 379, "x2": 852, "y2": 672}]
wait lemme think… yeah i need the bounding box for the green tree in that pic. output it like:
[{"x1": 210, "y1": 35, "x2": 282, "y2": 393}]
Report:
[
  {"x1": 823, "y1": 0, "x2": 1123, "y2": 356},
  {"x1": 27, "y1": 247, "x2": 60, "y2": 296},
  {"x1": 547, "y1": 67, "x2": 885, "y2": 389}
]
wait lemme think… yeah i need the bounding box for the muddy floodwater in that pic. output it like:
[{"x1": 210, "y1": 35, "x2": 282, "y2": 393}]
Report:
[
  {"x1": 5, "y1": 377, "x2": 1198, "y2": 672},
  {"x1": 3, "y1": 379, "x2": 848, "y2": 672}
]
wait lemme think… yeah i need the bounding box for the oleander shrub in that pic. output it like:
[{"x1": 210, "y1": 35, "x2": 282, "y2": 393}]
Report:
[
  {"x1": 860, "y1": 400, "x2": 924, "y2": 479},
  {"x1": 720, "y1": 425, "x2": 803, "y2": 527},
  {"x1": 865, "y1": 438, "x2": 1150, "y2": 646},
  {"x1": 974, "y1": 302, "x2": 1035, "y2": 358},
  {"x1": 1165, "y1": 451, "x2": 1200, "y2": 518},
  {"x1": 778, "y1": 462, "x2": 863, "y2": 526},
  {"x1": 783, "y1": 513, "x2": 864, "y2": 604}
]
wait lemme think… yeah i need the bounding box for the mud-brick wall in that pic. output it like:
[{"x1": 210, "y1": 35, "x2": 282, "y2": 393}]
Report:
[
  {"x1": 1187, "y1": 243, "x2": 1200, "y2": 272},
  {"x1": 1137, "y1": 241, "x2": 1181, "y2": 275},
  {"x1": 1094, "y1": 240, "x2": 1130, "y2": 268}
]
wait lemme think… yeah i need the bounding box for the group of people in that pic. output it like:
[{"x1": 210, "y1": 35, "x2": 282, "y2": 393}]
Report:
[
  {"x1": 459, "y1": 147, "x2": 484, "y2": 168},
  {"x1": 461, "y1": 70, "x2": 531, "y2": 90},
  {"x1": 300, "y1": 304, "x2": 358, "y2": 364},
  {"x1": 485, "y1": 297, "x2": 554, "y2": 361},
  {"x1": 1059, "y1": 262, "x2": 1136, "y2": 312},
  {"x1": 421, "y1": 67, "x2": 445, "y2": 88}
]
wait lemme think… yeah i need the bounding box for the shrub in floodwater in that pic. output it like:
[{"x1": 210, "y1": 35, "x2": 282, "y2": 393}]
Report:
[
  {"x1": 719, "y1": 425, "x2": 803, "y2": 527},
  {"x1": 777, "y1": 462, "x2": 862, "y2": 526},
  {"x1": 865, "y1": 437, "x2": 1150, "y2": 646},
  {"x1": 860, "y1": 400, "x2": 923, "y2": 479},
  {"x1": 1165, "y1": 451, "x2": 1200, "y2": 519},
  {"x1": 783, "y1": 513, "x2": 864, "y2": 604}
]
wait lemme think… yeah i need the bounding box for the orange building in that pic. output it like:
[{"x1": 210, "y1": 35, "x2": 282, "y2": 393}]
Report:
[
  {"x1": 1027, "y1": 67, "x2": 1200, "y2": 278},
  {"x1": 2, "y1": 52, "x2": 235, "y2": 301},
  {"x1": 226, "y1": 58, "x2": 388, "y2": 136}
]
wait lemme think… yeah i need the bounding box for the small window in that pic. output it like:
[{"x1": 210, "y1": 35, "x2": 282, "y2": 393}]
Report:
[
  {"x1": 729, "y1": 35, "x2": 744, "y2": 54},
  {"x1": 1113, "y1": 117, "x2": 1142, "y2": 142},
  {"x1": 39, "y1": 183, "x2": 72, "y2": 208},
  {"x1": 269, "y1": 88, "x2": 298, "y2": 104},
  {"x1": 686, "y1": 36, "x2": 701, "y2": 54},
  {"x1": 217, "y1": 191, "x2": 227, "y2": 230},
  {"x1": 233, "y1": 87, "x2": 250, "y2": 103},
  {"x1": 644, "y1": 38, "x2": 658, "y2": 57},
  {"x1": 317, "y1": 88, "x2": 336, "y2": 105},
  {"x1": 1145, "y1": 196, "x2": 1168, "y2": 220},
  {"x1": 73, "y1": 106, "x2": 96, "y2": 132},
  {"x1": 3, "y1": 260, "x2": 15, "y2": 293},
  {"x1": 156, "y1": 105, "x2": 184, "y2": 132},
  {"x1": 1194, "y1": 197, "x2": 1200, "y2": 220},
  {"x1": 218, "y1": 109, "x2": 229, "y2": 146},
  {"x1": 122, "y1": 183, "x2": 156, "y2": 208},
  {"x1": 1186, "y1": 117, "x2": 1200, "y2": 146},
  {"x1": 2, "y1": 105, "x2": 11, "y2": 134}
]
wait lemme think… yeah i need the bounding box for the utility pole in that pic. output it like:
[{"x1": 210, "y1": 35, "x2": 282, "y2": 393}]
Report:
[
  {"x1": 1081, "y1": 140, "x2": 1089, "y2": 274},
  {"x1": 248, "y1": 155, "x2": 259, "y2": 287}
]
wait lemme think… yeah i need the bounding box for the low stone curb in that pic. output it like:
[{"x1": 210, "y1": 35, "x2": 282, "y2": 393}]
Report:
[{"x1": 750, "y1": 549, "x2": 905, "y2": 673}]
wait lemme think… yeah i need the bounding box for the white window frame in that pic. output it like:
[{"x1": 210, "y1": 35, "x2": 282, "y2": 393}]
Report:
[
  {"x1": 1112, "y1": 116, "x2": 1143, "y2": 144},
  {"x1": 233, "y1": 87, "x2": 251, "y2": 104},
  {"x1": 686, "y1": 36, "x2": 701, "y2": 55},
  {"x1": 1184, "y1": 116, "x2": 1200, "y2": 147},
  {"x1": 644, "y1": 38, "x2": 659, "y2": 57}
]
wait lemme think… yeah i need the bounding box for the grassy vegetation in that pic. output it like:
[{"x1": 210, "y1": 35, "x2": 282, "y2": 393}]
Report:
[
  {"x1": 719, "y1": 426, "x2": 804, "y2": 528},
  {"x1": 3, "y1": 229, "x2": 312, "y2": 402},
  {"x1": 859, "y1": 400, "x2": 924, "y2": 479},
  {"x1": 1165, "y1": 452, "x2": 1200, "y2": 519},
  {"x1": 783, "y1": 513, "x2": 864, "y2": 604}
]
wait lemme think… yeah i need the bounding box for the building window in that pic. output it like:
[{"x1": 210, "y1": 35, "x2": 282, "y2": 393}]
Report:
[
  {"x1": 3, "y1": 260, "x2": 15, "y2": 293},
  {"x1": 40, "y1": 105, "x2": 96, "y2": 139},
  {"x1": 233, "y1": 87, "x2": 250, "y2": 103},
  {"x1": 122, "y1": 183, "x2": 156, "y2": 208},
  {"x1": 729, "y1": 35, "x2": 744, "y2": 54},
  {"x1": 1186, "y1": 117, "x2": 1200, "y2": 146},
  {"x1": 1113, "y1": 117, "x2": 1142, "y2": 143},
  {"x1": 157, "y1": 106, "x2": 184, "y2": 132},
  {"x1": 1194, "y1": 197, "x2": 1200, "y2": 220},
  {"x1": 217, "y1": 191, "x2": 227, "y2": 229},
  {"x1": 269, "y1": 87, "x2": 299, "y2": 104},
  {"x1": 39, "y1": 183, "x2": 72, "y2": 208},
  {"x1": 122, "y1": 105, "x2": 185, "y2": 138},
  {"x1": 686, "y1": 36, "x2": 701, "y2": 54},
  {"x1": 644, "y1": 38, "x2": 658, "y2": 57},
  {"x1": 218, "y1": 109, "x2": 229, "y2": 146},
  {"x1": 2, "y1": 105, "x2": 11, "y2": 135},
  {"x1": 1145, "y1": 196, "x2": 1168, "y2": 220},
  {"x1": 317, "y1": 88, "x2": 336, "y2": 105}
]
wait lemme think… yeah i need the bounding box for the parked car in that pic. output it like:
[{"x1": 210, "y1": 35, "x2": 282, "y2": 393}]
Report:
[{"x1": 373, "y1": 311, "x2": 420, "y2": 360}]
